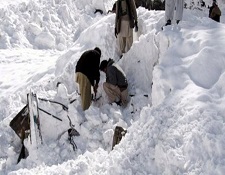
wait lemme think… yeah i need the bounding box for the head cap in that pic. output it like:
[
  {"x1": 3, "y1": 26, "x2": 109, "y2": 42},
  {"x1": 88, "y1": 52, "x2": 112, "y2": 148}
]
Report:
[
  {"x1": 94, "y1": 47, "x2": 101, "y2": 56},
  {"x1": 99, "y1": 60, "x2": 108, "y2": 71}
]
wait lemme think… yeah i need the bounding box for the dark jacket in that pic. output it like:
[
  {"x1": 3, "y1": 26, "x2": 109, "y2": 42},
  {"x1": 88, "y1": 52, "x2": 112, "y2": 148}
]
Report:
[
  {"x1": 106, "y1": 59, "x2": 128, "y2": 89},
  {"x1": 115, "y1": 0, "x2": 137, "y2": 33},
  {"x1": 209, "y1": 4, "x2": 221, "y2": 22},
  {"x1": 76, "y1": 50, "x2": 100, "y2": 86}
]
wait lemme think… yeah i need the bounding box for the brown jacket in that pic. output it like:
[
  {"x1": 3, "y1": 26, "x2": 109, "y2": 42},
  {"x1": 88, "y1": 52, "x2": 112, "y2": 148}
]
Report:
[
  {"x1": 115, "y1": 0, "x2": 137, "y2": 33},
  {"x1": 210, "y1": 5, "x2": 221, "y2": 22},
  {"x1": 210, "y1": 5, "x2": 221, "y2": 18}
]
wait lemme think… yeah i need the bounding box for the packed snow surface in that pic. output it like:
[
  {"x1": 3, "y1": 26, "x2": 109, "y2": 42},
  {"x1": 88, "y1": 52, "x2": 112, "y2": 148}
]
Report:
[{"x1": 0, "y1": 0, "x2": 225, "y2": 174}]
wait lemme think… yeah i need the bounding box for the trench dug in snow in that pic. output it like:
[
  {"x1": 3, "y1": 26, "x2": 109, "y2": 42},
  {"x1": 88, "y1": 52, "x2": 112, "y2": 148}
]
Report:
[{"x1": 14, "y1": 13, "x2": 171, "y2": 166}]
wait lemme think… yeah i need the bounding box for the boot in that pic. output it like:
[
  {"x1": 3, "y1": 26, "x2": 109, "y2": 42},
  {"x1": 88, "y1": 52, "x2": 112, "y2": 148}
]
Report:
[{"x1": 165, "y1": 19, "x2": 171, "y2": 26}]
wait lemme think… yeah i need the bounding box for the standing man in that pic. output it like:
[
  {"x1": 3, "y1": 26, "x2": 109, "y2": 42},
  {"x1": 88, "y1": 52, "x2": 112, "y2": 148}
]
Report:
[
  {"x1": 75, "y1": 47, "x2": 101, "y2": 111},
  {"x1": 115, "y1": 0, "x2": 138, "y2": 57},
  {"x1": 99, "y1": 58, "x2": 128, "y2": 106},
  {"x1": 164, "y1": 0, "x2": 184, "y2": 26}
]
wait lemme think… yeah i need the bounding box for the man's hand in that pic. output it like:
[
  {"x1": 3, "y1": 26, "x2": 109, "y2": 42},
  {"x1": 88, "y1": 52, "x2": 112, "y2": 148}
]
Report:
[{"x1": 135, "y1": 21, "x2": 138, "y2": 32}]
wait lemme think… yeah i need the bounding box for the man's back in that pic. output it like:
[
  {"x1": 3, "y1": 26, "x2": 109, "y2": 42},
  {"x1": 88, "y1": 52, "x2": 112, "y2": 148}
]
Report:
[
  {"x1": 76, "y1": 50, "x2": 100, "y2": 85},
  {"x1": 106, "y1": 60, "x2": 127, "y2": 87}
]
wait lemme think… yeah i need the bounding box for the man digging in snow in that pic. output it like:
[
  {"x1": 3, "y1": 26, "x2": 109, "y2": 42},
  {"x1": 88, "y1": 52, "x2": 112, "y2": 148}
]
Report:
[
  {"x1": 100, "y1": 58, "x2": 128, "y2": 106},
  {"x1": 75, "y1": 47, "x2": 101, "y2": 111}
]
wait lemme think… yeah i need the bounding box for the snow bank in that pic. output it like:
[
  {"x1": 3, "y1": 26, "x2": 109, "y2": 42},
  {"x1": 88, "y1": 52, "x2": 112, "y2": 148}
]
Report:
[
  {"x1": 0, "y1": 0, "x2": 115, "y2": 50},
  {"x1": 1, "y1": 0, "x2": 225, "y2": 175}
]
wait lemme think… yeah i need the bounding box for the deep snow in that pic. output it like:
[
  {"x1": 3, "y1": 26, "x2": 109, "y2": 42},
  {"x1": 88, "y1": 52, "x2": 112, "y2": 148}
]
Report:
[{"x1": 0, "y1": 0, "x2": 225, "y2": 174}]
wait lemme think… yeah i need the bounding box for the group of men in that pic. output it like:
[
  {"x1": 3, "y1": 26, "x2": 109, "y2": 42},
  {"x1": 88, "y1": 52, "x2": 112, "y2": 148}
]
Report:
[
  {"x1": 75, "y1": 0, "x2": 222, "y2": 111},
  {"x1": 75, "y1": 47, "x2": 128, "y2": 111},
  {"x1": 112, "y1": 0, "x2": 185, "y2": 54},
  {"x1": 76, "y1": 0, "x2": 139, "y2": 111}
]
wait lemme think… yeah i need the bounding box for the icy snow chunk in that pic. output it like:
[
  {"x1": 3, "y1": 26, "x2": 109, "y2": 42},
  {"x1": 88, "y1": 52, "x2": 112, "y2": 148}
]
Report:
[
  {"x1": 100, "y1": 113, "x2": 108, "y2": 123},
  {"x1": 43, "y1": 10, "x2": 51, "y2": 21},
  {"x1": 56, "y1": 83, "x2": 68, "y2": 98},
  {"x1": 57, "y1": 4, "x2": 71, "y2": 25},
  {"x1": 57, "y1": 43, "x2": 66, "y2": 51},
  {"x1": 56, "y1": 34, "x2": 66, "y2": 51},
  {"x1": 88, "y1": 140, "x2": 101, "y2": 151},
  {"x1": 103, "y1": 129, "x2": 114, "y2": 144},
  {"x1": 0, "y1": 33, "x2": 11, "y2": 49},
  {"x1": 60, "y1": 149, "x2": 69, "y2": 158},
  {"x1": 27, "y1": 23, "x2": 42, "y2": 36},
  {"x1": 80, "y1": 122, "x2": 92, "y2": 139},
  {"x1": 85, "y1": 107, "x2": 102, "y2": 126},
  {"x1": 116, "y1": 118, "x2": 127, "y2": 129},
  {"x1": 111, "y1": 110, "x2": 122, "y2": 122},
  {"x1": 34, "y1": 27, "x2": 55, "y2": 49}
]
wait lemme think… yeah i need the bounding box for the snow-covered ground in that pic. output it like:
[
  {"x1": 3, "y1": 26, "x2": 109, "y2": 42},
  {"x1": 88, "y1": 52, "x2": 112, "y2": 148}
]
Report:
[{"x1": 1, "y1": 0, "x2": 225, "y2": 174}]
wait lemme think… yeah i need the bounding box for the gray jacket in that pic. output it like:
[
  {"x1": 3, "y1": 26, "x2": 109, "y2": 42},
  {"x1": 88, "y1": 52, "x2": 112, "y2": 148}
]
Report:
[{"x1": 106, "y1": 59, "x2": 128, "y2": 89}]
